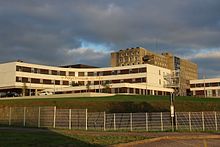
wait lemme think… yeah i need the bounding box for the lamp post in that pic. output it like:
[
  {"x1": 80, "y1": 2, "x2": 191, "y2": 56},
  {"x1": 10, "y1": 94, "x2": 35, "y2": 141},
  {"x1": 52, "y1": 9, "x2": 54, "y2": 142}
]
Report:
[{"x1": 170, "y1": 92, "x2": 175, "y2": 132}]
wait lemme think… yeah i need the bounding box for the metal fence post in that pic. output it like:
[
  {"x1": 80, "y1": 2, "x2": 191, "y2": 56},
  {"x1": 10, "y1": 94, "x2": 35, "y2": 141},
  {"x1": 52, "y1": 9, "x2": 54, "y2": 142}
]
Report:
[
  {"x1": 85, "y1": 109, "x2": 88, "y2": 130},
  {"x1": 9, "y1": 107, "x2": 11, "y2": 126},
  {"x1": 23, "y1": 107, "x2": 26, "y2": 127},
  {"x1": 38, "y1": 107, "x2": 41, "y2": 128},
  {"x1": 214, "y1": 111, "x2": 218, "y2": 131},
  {"x1": 69, "y1": 109, "x2": 71, "y2": 130},
  {"x1": 175, "y1": 113, "x2": 178, "y2": 130},
  {"x1": 161, "y1": 112, "x2": 163, "y2": 131},
  {"x1": 202, "y1": 112, "x2": 205, "y2": 131},
  {"x1": 130, "y1": 113, "x2": 133, "y2": 131},
  {"x1": 53, "y1": 106, "x2": 56, "y2": 128},
  {"x1": 146, "y1": 112, "x2": 148, "y2": 131},
  {"x1": 189, "y1": 112, "x2": 191, "y2": 131},
  {"x1": 113, "y1": 113, "x2": 116, "y2": 130},
  {"x1": 103, "y1": 112, "x2": 106, "y2": 131}
]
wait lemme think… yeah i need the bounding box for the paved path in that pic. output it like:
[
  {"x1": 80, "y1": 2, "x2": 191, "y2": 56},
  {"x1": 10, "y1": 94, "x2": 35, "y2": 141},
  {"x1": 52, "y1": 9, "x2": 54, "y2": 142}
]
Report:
[
  {"x1": 133, "y1": 139, "x2": 220, "y2": 147},
  {"x1": 1, "y1": 127, "x2": 220, "y2": 147},
  {"x1": 115, "y1": 135, "x2": 220, "y2": 147}
]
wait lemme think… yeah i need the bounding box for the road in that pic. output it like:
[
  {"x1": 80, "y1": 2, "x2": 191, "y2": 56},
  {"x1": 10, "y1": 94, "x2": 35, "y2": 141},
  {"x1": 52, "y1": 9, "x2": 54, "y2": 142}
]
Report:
[{"x1": 133, "y1": 139, "x2": 220, "y2": 147}]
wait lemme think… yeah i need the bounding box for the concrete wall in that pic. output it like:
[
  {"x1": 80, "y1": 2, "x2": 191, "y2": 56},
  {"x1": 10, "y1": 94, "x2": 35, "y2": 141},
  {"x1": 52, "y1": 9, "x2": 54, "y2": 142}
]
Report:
[{"x1": 0, "y1": 62, "x2": 16, "y2": 88}]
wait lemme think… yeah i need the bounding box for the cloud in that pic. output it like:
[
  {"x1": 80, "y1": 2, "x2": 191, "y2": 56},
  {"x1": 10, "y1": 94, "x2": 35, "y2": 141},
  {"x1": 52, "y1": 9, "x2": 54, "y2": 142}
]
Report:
[
  {"x1": 186, "y1": 49, "x2": 220, "y2": 78},
  {"x1": 0, "y1": 0, "x2": 220, "y2": 77},
  {"x1": 63, "y1": 47, "x2": 110, "y2": 67}
]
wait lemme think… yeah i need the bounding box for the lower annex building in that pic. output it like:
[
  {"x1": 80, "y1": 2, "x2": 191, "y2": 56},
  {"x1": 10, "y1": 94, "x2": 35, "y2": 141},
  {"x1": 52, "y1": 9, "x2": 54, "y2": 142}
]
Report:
[
  {"x1": 0, "y1": 60, "x2": 173, "y2": 96},
  {"x1": 190, "y1": 78, "x2": 220, "y2": 98}
]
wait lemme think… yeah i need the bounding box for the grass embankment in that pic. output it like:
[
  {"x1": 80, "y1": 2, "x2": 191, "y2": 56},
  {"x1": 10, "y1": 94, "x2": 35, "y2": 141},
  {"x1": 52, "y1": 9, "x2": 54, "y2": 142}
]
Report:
[
  {"x1": 0, "y1": 129, "x2": 147, "y2": 146},
  {"x1": 0, "y1": 95, "x2": 220, "y2": 112}
]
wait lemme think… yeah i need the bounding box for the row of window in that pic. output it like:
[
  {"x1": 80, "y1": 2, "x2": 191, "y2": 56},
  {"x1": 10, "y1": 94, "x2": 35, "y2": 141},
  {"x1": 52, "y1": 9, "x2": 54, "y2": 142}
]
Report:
[
  {"x1": 16, "y1": 66, "x2": 147, "y2": 76},
  {"x1": 190, "y1": 82, "x2": 220, "y2": 88},
  {"x1": 194, "y1": 90, "x2": 220, "y2": 97},
  {"x1": 16, "y1": 77, "x2": 147, "y2": 86}
]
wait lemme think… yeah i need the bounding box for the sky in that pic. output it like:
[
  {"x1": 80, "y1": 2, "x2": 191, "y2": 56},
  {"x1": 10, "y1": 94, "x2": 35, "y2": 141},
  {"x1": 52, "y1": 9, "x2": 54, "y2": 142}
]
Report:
[{"x1": 0, "y1": 0, "x2": 220, "y2": 78}]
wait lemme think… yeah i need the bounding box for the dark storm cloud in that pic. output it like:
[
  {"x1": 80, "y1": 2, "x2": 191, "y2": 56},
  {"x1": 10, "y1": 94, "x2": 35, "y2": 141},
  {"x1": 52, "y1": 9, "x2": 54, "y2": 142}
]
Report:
[{"x1": 0, "y1": 0, "x2": 220, "y2": 77}]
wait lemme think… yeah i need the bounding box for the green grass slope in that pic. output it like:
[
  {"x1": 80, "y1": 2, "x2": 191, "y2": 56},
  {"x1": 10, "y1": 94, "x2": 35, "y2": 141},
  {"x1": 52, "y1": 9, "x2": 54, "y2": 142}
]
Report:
[{"x1": 0, "y1": 95, "x2": 220, "y2": 112}]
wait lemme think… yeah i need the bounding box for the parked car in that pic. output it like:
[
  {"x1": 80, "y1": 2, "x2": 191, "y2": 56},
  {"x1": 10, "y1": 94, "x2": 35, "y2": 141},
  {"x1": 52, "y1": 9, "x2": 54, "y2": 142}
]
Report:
[
  {"x1": 6, "y1": 92, "x2": 19, "y2": 97},
  {"x1": 38, "y1": 91, "x2": 53, "y2": 96},
  {"x1": 0, "y1": 92, "x2": 6, "y2": 98}
]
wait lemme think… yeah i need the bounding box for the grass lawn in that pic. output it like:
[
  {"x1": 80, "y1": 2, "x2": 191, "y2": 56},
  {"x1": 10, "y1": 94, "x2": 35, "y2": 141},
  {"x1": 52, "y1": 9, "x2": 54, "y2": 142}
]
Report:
[
  {"x1": 0, "y1": 128, "x2": 147, "y2": 147},
  {"x1": 0, "y1": 95, "x2": 220, "y2": 112}
]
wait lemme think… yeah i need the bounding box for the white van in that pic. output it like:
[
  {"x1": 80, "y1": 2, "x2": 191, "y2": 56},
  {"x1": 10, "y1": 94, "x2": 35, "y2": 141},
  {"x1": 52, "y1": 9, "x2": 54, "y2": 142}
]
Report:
[{"x1": 38, "y1": 91, "x2": 53, "y2": 96}]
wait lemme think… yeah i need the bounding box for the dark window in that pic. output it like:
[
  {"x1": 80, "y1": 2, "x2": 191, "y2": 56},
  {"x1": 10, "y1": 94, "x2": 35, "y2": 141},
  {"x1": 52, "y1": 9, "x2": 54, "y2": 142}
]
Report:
[
  {"x1": 196, "y1": 83, "x2": 203, "y2": 87},
  {"x1": 16, "y1": 66, "x2": 22, "y2": 71},
  {"x1": 131, "y1": 68, "x2": 139, "y2": 73},
  {"x1": 190, "y1": 84, "x2": 196, "y2": 88},
  {"x1": 135, "y1": 78, "x2": 142, "y2": 83},
  {"x1": 103, "y1": 71, "x2": 112, "y2": 76},
  {"x1": 31, "y1": 78, "x2": 40, "y2": 84},
  {"x1": 142, "y1": 77, "x2": 146, "y2": 82},
  {"x1": 40, "y1": 69, "x2": 49, "y2": 74},
  {"x1": 43, "y1": 79, "x2": 52, "y2": 84},
  {"x1": 94, "y1": 81, "x2": 99, "y2": 85},
  {"x1": 112, "y1": 71, "x2": 117, "y2": 75},
  {"x1": 211, "y1": 82, "x2": 219, "y2": 87},
  {"x1": 124, "y1": 79, "x2": 132, "y2": 83},
  {"x1": 135, "y1": 89, "x2": 140, "y2": 94},
  {"x1": 33, "y1": 68, "x2": 39, "y2": 73},
  {"x1": 16, "y1": 77, "x2": 22, "y2": 82},
  {"x1": 55, "y1": 80, "x2": 60, "y2": 85},
  {"x1": 119, "y1": 87, "x2": 127, "y2": 93},
  {"x1": 60, "y1": 71, "x2": 66, "y2": 76},
  {"x1": 195, "y1": 90, "x2": 205, "y2": 95},
  {"x1": 78, "y1": 72, "x2": 84, "y2": 76},
  {"x1": 21, "y1": 67, "x2": 31, "y2": 72},
  {"x1": 69, "y1": 72, "x2": 75, "y2": 76},
  {"x1": 78, "y1": 81, "x2": 84, "y2": 85},
  {"x1": 97, "y1": 72, "x2": 103, "y2": 76},
  {"x1": 120, "y1": 69, "x2": 129, "y2": 74},
  {"x1": 88, "y1": 72, "x2": 94, "y2": 76},
  {"x1": 22, "y1": 77, "x2": 29, "y2": 83},
  {"x1": 112, "y1": 80, "x2": 120, "y2": 83},
  {"x1": 139, "y1": 67, "x2": 147, "y2": 73},
  {"x1": 52, "y1": 70, "x2": 58, "y2": 75},
  {"x1": 63, "y1": 81, "x2": 69, "y2": 85}
]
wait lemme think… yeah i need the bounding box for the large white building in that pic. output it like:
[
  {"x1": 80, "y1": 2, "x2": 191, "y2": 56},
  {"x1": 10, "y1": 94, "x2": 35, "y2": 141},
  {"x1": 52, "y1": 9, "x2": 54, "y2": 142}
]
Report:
[
  {"x1": 190, "y1": 78, "x2": 220, "y2": 98},
  {"x1": 0, "y1": 61, "x2": 174, "y2": 96}
]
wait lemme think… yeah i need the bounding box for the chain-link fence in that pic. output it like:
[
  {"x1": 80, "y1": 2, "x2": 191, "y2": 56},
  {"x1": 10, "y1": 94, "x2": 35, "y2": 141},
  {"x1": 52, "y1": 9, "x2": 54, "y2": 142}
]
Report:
[{"x1": 0, "y1": 106, "x2": 219, "y2": 132}]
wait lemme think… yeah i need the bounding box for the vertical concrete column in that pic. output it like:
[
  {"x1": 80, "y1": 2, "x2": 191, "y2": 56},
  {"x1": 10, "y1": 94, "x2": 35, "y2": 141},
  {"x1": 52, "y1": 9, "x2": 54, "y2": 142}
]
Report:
[
  {"x1": 130, "y1": 113, "x2": 133, "y2": 131},
  {"x1": 85, "y1": 109, "x2": 88, "y2": 130},
  {"x1": 113, "y1": 113, "x2": 116, "y2": 130},
  {"x1": 53, "y1": 106, "x2": 56, "y2": 128},
  {"x1": 103, "y1": 112, "x2": 106, "y2": 131},
  {"x1": 145, "y1": 112, "x2": 148, "y2": 131},
  {"x1": 38, "y1": 107, "x2": 41, "y2": 128},
  {"x1": 69, "y1": 109, "x2": 72, "y2": 130},
  {"x1": 35, "y1": 89, "x2": 38, "y2": 96},
  {"x1": 152, "y1": 90, "x2": 155, "y2": 95}
]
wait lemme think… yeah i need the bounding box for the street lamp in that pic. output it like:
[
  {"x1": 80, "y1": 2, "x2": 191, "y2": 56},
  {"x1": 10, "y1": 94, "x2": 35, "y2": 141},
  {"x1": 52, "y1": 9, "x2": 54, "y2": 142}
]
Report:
[{"x1": 170, "y1": 92, "x2": 175, "y2": 132}]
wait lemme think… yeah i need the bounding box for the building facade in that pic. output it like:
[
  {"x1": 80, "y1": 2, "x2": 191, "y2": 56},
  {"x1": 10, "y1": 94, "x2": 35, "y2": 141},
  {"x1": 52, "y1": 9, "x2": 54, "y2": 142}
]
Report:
[
  {"x1": 0, "y1": 61, "x2": 173, "y2": 96},
  {"x1": 190, "y1": 78, "x2": 220, "y2": 98},
  {"x1": 111, "y1": 47, "x2": 198, "y2": 96}
]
